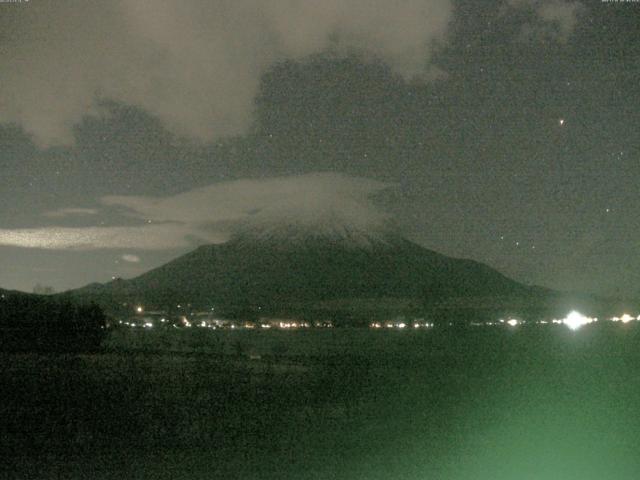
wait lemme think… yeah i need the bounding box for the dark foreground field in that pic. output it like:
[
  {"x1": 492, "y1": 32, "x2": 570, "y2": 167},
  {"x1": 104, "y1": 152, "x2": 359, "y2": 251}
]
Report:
[{"x1": 2, "y1": 325, "x2": 640, "y2": 479}]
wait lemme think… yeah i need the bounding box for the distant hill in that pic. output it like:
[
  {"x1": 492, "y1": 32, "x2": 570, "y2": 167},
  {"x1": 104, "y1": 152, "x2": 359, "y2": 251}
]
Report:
[
  {"x1": 0, "y1": 288, "x2": 106, "y2": 351},
  {"x1": 0, "y1": 288, "x2": 34, "y2": 300}
]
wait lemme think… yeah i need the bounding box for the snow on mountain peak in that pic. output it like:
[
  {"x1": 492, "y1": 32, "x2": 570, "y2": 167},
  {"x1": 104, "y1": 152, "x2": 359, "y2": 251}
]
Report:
[{"x1": 230, "y1": 194, "x2": 397, "y2": 248}]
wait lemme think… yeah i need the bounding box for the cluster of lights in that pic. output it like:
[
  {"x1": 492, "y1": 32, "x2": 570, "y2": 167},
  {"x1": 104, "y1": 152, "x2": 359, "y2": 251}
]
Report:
[
  {"x1": 414, "y1": 322, "x2": 434, "y2": 328},
  {"x1": 276, "y1": 321, "x2": 310, "y2": 329},
  {"x1": 125, "y1": 305, "x2": 640, "y2": 333},
  {"x1": 313, "y1": 321, "x2": 334, "y2": 328},
  {"x1": 558, "y1": 311, "x2": 596, "y2": 330},
  {"x1": 473, "y1": 318, "x2": 526, "y2": 327},
  {"x1": 552, "y1": 311, "x2": 640, "y2": 330},
  {"x1": 497, "y1": 312, "x2": 597, "y2": 330},
  {"x1": 119, "y1": 319, "x2": 157, "y2": 328},
  {"x1": 369, "y1": 321, "x2": 434, "y2": 329},
  {"x1": 489, "y1": 311, "x2": 640, "y2": 330},
  {"x1": 610, "y1": 314, "x2": 640, "y2": 324},
  {"x1": 258, "y1": 320, "x2": 333, "y2": 329},
  {"x1": 121, "y1": 316, "x2": 332, "y2": 330}
]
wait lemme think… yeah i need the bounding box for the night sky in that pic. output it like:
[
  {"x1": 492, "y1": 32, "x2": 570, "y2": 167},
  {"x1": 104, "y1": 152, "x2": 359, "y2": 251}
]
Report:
[{"x1": 1, "y1": 0, "x2": 638, "y2": 296}]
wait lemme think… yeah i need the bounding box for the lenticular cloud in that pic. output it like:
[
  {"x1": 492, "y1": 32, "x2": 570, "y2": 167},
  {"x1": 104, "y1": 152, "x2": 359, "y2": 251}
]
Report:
[{"x1": 0, "y1": 173, "x2": 393, "y2": 250}]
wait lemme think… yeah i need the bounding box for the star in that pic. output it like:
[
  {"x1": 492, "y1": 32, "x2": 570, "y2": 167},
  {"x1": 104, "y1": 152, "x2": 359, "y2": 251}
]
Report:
[{"x1": 559, "y1": 118, "x2": 565, "y2": 126}]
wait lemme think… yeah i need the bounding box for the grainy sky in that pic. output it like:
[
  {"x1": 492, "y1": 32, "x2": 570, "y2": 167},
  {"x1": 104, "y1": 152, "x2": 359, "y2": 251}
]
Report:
[{"x1": 1, "y1": 0, "x2": 638, "y2": 296}]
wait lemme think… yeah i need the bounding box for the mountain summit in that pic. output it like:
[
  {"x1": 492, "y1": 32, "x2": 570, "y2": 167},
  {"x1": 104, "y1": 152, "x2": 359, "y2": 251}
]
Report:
[
  {"x1": 230, "y1": 191, "x2": 394, "y2": 250},
  {"x1": 230, "y1": 217, "x2": 398, "y2": 251}
]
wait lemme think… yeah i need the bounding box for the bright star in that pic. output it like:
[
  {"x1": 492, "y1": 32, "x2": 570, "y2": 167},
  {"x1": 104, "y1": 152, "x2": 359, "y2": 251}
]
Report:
[{"x1": 559, "y1": 118, "x2": 565, "y2": 126}]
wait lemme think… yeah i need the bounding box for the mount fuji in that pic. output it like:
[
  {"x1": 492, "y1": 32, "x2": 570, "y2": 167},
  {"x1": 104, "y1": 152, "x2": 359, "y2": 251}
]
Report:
[{"x1": 64, "y1": 219, "x2": 551, "y2": 321}]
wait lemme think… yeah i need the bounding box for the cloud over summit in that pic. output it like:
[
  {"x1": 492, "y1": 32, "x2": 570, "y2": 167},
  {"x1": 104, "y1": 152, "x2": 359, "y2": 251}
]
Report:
[{"x1": 0, "y1": 173, "x2": 392, "y2": 250}]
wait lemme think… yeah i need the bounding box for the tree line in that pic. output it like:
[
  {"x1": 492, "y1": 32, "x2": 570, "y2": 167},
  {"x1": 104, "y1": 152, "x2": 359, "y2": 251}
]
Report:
[{"x1": 0, "y1": 293, "x2": 106, "y2": 352}]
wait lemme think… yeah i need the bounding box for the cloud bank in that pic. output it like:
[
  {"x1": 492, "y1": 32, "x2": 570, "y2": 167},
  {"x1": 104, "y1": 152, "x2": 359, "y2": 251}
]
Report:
[
  {"x1": 0, "y1": 0, "x2": 582, "y2": 148},
  {"x1": 0, "y1": 173, "x2": 392, "y2": 250},
  {"x1": 505, "y1": 0, "x2": 583, "y2": 41},
  {"x1": 121, "y1": 254, "x2": 141, "y2": 263},
  {"x1": 0, "y1": 225, "x2": 204, "y2": 250},
  {"x1": 0, "y1": 0, "x2": 453, "y2": 147},
  {"x1": 43, "y1": 208, "x2": 100, "y2": 218}
]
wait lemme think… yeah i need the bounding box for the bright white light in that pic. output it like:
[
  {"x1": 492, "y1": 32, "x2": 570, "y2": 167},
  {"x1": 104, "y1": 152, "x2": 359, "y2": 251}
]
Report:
[
  {"x1": 620, "y1": 314, "x2": 634, "y2": 324},
  {"x1": 562, "y1": 311, "x2": 593, "y2": 330},
  {"x1": 397, "y1": 323, "x2": 406, "y2": 329},
  {"x1": 136, "y1": 306, "x2": 143, "y2": 313},
  {"x1": 506, "y1": 319, "x2": 519, "y2": 327}
]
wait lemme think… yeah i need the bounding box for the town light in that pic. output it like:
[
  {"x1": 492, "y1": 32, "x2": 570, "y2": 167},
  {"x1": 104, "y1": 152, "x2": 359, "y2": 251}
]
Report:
[
  {"x1": 620, "y1": 313, "x2": 634, "y2": 324},
  {"x1": 563, "y1": 311, "x2": 593, "y2": 330}
]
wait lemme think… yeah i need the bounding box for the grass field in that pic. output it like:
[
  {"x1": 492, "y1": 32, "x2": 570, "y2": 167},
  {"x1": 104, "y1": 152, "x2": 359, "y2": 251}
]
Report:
[{"x1": 2, "y1": 324, "x2": 640, "y2": 479}]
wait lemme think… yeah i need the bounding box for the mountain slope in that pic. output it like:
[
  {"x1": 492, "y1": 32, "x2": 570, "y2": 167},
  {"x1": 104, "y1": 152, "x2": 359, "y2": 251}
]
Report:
[{"x1": 66, "y1": 233, "x2": 540, "y2": 315}]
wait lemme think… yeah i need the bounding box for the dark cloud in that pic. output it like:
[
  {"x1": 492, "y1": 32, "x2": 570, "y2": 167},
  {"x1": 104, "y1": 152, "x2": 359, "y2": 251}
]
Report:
[
  {"x1": 0, "y1": 0, "x2": 583, "y2": 148},
  {"x1": 504, "y1": 0, "x2": 584, "y2": 42},
  {"x1": 0, "y1": 0, "x2": 453, "y2": 147}
]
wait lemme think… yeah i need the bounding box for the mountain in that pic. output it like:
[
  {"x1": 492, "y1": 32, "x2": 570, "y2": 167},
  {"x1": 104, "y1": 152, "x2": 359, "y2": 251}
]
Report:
[{"x1": 64, "y1": 228, "x2": 555, "y2": 321}]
